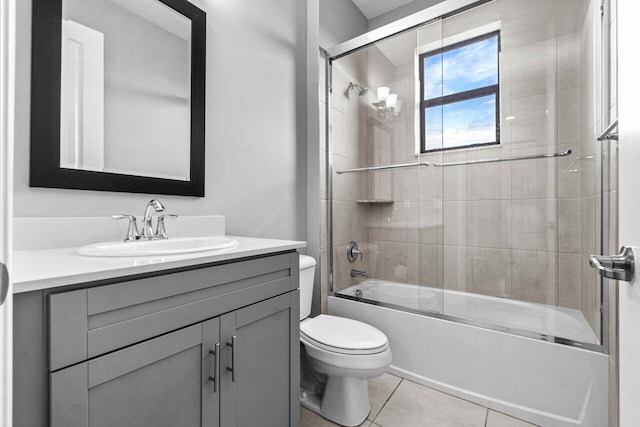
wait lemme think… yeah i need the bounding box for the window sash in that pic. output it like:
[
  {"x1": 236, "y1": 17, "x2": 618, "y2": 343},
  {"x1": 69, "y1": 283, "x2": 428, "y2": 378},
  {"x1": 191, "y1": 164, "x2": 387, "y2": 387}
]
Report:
[
  {"x1": 423, "y1": 84, "x2": 499, "y2": 109},
  {"x1": 419, "y1": 31, "x2": 500, "y2": 153}
]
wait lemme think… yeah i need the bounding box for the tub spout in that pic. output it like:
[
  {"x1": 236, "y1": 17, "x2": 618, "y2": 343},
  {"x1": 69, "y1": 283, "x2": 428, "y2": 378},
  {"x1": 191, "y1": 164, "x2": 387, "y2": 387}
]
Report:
[{"x1": 351, "y1": 269, "x2": 367, "y2": 279}]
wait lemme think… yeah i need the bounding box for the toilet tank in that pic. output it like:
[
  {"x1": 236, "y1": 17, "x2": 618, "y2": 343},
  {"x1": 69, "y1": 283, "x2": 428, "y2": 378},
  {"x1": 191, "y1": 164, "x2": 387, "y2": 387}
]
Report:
[{"x1": 298, "y1": 255, "x2": 317, "y2": 320}]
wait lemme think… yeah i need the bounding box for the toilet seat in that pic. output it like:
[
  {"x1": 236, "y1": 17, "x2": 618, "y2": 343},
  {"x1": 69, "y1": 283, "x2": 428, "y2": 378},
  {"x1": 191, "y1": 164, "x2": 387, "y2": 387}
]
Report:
[{"x1": 300, "y1": 315, "x2": 388, "y2": 355}]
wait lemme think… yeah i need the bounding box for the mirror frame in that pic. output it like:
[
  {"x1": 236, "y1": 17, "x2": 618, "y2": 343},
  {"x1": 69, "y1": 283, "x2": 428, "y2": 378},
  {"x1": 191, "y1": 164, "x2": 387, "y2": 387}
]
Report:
[{"x1": 30, "y1": 0, "x2": 206, "y2": 196}]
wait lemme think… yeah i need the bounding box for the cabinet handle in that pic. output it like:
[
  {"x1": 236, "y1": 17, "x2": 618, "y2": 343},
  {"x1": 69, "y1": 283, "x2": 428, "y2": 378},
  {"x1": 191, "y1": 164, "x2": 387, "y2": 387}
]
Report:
[
  {"x1": 208, "y1": 343, "x2": 220, "y2": 393},
  {"x1": 226, "y1": 335, "x2": 237, "y2": 382}
]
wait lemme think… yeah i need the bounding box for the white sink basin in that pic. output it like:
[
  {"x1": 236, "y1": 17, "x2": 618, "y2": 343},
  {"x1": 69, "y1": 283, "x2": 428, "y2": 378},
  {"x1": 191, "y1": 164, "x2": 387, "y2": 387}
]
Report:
[{"x1": 77, "y1": 236, "x2": 238, "y2": 257}]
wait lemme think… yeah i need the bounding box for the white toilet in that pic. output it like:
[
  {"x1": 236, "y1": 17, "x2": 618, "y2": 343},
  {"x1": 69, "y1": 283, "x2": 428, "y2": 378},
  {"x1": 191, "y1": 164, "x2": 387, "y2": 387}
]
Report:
[{"x1": 298, "y1": 255, "x2": 392, "y2": 426}]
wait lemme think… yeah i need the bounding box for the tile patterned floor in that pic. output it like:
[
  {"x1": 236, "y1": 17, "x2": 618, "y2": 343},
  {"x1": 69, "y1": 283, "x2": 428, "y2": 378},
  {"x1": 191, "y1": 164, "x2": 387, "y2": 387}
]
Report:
[{"x1": 300, "y1": 374, "x2": 538, "y2": 427}]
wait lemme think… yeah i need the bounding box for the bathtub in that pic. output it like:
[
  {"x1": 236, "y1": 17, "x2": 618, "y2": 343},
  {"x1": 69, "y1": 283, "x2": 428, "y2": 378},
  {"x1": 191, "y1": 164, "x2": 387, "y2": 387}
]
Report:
[
  {"x1": 329, "y1": 280, "x2": 608, "y2": 426},
  {"x1": 338, "y1": 279, "x2": 598, "y2": 344}
]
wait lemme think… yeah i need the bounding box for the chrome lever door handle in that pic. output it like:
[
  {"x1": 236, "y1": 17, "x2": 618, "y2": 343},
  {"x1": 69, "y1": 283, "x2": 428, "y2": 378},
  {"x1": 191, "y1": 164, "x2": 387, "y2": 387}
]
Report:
[
  {"x1": 208, "y1": 343, "x2": 220, "y2": 393},
  {"x1": 589, "y1": 246, "x2": 635, "y2": 282},
  {"x1": 227, "y1": 335, "x2": 237, "y2": 382}
]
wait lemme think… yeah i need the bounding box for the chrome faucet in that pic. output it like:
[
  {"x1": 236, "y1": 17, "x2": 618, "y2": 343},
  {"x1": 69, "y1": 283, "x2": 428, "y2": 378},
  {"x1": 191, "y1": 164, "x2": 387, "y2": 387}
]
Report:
[
  {"x1": 141, "y1": 199, "x2": 165, "y2": 239},
  {"x1": 112, "y1": 200, "x2": 178, "y2": 242},
  {"x1": 351, "y1": 269, "x2": 368, "y2": 279}
]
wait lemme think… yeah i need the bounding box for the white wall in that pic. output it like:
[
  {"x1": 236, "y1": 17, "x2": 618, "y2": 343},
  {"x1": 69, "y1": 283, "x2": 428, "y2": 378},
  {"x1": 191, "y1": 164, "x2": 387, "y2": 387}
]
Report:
[
  {"x1": 15, "y1": 0, "x2": 307, "y2": 241},
  {"x1": 368, "y1": 0, "x2": 445, "y2": 30},
  {"x1": 319, "y1": 0, "x2": 367, "y2": 49}
]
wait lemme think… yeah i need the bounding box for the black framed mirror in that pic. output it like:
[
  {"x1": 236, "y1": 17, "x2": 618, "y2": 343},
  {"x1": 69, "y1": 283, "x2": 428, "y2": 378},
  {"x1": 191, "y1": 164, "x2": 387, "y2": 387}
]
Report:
[{"x1": 31, "y1": 0, "x2": 206, "y2": 196}]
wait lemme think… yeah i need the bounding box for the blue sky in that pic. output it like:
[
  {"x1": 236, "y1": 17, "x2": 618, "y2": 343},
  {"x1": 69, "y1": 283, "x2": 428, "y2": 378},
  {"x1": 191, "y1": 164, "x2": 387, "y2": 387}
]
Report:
[
  {"x1": 425, "y1": 95, "x2": 496, "y2": 150},
  {"x1": 423, "y1": 35, "x2": 498, "y2": 150},
  {"x1": 424, "y1": 36, "x2": 498, "y2": 99}
]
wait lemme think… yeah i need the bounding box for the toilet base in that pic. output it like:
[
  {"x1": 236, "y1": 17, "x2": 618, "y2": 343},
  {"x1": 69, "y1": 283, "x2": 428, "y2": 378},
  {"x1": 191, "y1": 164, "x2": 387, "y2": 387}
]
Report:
[{"x1": 300, "y1": 375, "x2": 370, "y2": 427}]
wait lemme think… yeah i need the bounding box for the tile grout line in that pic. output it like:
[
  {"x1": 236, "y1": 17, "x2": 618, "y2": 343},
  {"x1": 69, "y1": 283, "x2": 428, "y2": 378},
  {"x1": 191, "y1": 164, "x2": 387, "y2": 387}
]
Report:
[
  {"x1": 484, "y1": 408, "x2": 489, "y2": 427},
  {"x1": 370, "y1": 377, "x2": 405, "y2": 425}
]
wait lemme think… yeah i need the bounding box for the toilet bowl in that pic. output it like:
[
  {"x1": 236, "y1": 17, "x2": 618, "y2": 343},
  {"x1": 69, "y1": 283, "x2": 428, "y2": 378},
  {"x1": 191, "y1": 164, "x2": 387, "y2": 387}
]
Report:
[{"x1": 298, "y1": 255, "x2": 391, "y2": 426}]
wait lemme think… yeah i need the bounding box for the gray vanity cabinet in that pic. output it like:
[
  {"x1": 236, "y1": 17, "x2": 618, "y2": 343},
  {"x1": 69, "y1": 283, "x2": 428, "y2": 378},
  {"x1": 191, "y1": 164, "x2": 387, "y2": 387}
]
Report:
[
  {"x1": 51, "y1": 319, "x2": 220, "y2": 427},
  {"x1": 219, "y1": 293, "x2": 298, "y2": 427},
  {"x1": 50, "y1": 292, "x2": 298, "y2": 427},
  {"x1": 13, "y1": 251, "x2": 300, "y2": 427}
]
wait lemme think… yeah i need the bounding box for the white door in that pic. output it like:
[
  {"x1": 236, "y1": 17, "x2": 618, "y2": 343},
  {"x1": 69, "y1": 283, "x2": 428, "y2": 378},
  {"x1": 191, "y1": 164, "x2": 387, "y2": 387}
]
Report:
[
  {"x1": 618, "y1": 1, "x2": 640, "y2": 425},
  {"x1": 0, "y1": 0, "x2": 14, "y2": 426}
]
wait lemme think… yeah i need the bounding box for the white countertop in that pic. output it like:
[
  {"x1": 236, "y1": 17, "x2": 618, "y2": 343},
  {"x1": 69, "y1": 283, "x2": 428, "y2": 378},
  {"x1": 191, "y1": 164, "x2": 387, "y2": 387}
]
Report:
[{"x1": 13, "y1": 236, "x2": 306, "y2": 293}]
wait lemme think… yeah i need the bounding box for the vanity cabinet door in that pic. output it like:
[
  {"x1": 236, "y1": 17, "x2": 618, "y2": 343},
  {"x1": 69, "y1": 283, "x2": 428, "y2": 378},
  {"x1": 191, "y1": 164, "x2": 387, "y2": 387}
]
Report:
[
  {"x1": 220, "y1": 291, "x2": 300, "y2": 427},
  {"x1": 50, "y1": 319, "x2": 221, "y2": 427}
]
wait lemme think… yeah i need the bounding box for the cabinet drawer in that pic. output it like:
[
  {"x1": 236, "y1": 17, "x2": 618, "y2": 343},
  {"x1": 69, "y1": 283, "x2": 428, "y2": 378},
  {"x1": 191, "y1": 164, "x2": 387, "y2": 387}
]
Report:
[{"x1": 49, "y1": 252, "x2": 299, "y2": 371}]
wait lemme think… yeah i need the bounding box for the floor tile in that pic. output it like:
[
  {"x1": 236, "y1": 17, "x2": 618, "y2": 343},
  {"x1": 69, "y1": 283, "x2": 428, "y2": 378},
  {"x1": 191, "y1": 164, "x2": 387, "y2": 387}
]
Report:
[
  {"x1": 300, "y1": 407, "x2": 339, "y2": 427},
  {"x1": 486, "y1": 410, "x2": 538, "y2": 427},
  {"x1": 367, "y1": 373, "x2": 402, "y2": 420},
  {"x1": 374, "y1": 380, "x2": 487, "y2": 427},
  {"x1": 300, "y1": 406, "x2": 371, "y2": 427}
]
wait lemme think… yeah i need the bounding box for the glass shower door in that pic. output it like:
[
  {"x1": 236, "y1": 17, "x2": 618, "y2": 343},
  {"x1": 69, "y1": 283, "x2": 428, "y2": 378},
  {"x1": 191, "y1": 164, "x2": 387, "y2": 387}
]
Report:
[
  {"x1": 432, "y1": 0, "x2": 601, "y2": 345},
  {"x1": 330, "y1": 22, "x2": 446, "y2": 316},
  {"x1": 329, "y1": 0, "x2": 607, "y2": 350}
]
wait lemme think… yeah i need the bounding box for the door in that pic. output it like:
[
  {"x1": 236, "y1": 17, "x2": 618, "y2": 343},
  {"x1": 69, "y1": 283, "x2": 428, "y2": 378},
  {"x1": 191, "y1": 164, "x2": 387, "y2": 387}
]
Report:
[
  {"x1": 0, "y1": 0, "x2": 14, "y2": 425},
  {"x1": 220, "y1": 292, "x2": 299, "y2": 427},
  {"x1": 618, "y1": 1, "x2": 640, "y2": 425},
  {"x1": 50, "y1": 320, "x2": 221, "y2": 427}
]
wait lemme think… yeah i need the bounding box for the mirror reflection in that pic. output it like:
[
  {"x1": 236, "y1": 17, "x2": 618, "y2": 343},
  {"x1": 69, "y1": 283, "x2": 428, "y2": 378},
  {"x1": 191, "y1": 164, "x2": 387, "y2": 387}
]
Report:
[{"x1": 60, "y1": 0, "x2": 192, "y2": 181}]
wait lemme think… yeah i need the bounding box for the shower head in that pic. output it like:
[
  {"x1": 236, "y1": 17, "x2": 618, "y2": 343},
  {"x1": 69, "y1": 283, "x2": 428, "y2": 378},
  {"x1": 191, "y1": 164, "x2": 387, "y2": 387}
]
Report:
[{"x1": 348, "y1": 82, "x2": 368, "y2": 96}]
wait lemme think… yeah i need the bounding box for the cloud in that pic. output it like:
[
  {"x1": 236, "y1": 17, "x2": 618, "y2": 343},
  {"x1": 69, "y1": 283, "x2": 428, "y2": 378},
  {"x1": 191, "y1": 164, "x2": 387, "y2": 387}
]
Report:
[
  {"x1": 424, "y1": 94, "x2": 497, "y2": 150},
  {"x1": 423, "y1": 36, "x2": 498, "y2": 98}
]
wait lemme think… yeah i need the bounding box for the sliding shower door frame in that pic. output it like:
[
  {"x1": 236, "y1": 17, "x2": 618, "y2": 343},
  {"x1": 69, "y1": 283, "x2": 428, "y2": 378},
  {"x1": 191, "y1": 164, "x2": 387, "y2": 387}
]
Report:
[{"x1": 325, "y1": 0, "x2": 610, "y2": 354}]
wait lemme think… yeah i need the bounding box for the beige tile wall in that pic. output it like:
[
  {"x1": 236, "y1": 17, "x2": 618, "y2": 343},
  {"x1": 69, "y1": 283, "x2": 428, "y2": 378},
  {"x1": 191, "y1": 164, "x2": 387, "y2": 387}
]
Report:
[{"x1": 330, "y1": 3, "x2": 587, "y2": 312}]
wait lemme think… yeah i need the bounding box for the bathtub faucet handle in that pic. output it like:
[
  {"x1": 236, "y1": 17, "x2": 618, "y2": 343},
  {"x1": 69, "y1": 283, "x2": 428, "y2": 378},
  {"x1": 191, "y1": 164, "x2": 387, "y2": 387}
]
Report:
[{"x1": 347, "y1": 241, "x2": 363, "y2": 263}]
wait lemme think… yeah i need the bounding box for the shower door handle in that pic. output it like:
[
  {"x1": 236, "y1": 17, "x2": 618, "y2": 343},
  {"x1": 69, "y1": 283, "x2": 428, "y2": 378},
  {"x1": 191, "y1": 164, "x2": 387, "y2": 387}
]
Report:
[{"x1": 589, "y1": 246, "x2": 635, "y2": 282}]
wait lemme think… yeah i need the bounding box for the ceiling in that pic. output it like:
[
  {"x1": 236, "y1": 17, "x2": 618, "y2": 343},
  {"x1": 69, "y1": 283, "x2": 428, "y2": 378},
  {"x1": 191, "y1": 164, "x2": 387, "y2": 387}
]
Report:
[{"x1": 351, "y1": 0, "x2": 415, "y2": 19}]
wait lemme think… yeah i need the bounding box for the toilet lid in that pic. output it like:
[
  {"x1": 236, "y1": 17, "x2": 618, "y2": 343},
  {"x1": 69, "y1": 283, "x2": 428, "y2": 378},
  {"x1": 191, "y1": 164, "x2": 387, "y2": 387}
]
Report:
[{"x1": 300, "y1": 315, "x2": 388, "y2": 352}]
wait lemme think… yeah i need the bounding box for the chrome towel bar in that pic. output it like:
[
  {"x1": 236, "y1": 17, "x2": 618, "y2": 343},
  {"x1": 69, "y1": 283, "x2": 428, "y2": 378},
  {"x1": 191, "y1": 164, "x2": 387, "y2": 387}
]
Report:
[
  {"x1": 597, "y1": 118, "x2": 618, "y2": 141},
  {"x1": 335, "y1": 149, "x2": 572, "y2": 174},
  {"x1": 433, "y1": 149, "x2": 572, "y2": 167},
  {"x1": 336, "y1": 161, "x2": 430, "y2": 174}
]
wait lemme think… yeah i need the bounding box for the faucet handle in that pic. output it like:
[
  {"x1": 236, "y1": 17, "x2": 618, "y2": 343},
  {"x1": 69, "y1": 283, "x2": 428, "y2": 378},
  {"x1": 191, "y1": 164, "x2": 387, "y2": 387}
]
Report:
[
  {"x1": 111, "y1": 214, "x2": 140, "y2": 242},
  {"x1": 155, "y1": 214, "x2": 178, "y2": 239},
  {"x1": 347, "y1": 241, "x2": 363, "y2": 263}
]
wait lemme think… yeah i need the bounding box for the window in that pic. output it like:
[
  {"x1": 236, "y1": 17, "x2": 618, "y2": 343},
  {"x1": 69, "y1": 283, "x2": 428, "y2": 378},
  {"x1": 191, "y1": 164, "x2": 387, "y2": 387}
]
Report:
[{"x1": 419, "y1": 31, "x2": 500, "y2": 153}]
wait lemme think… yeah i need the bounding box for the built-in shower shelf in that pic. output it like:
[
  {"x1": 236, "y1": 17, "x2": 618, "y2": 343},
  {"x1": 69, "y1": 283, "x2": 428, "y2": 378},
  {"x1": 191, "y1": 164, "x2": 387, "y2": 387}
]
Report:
[{"x1": 356, "y1": 199, "x2": 394, "y2": 204}]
